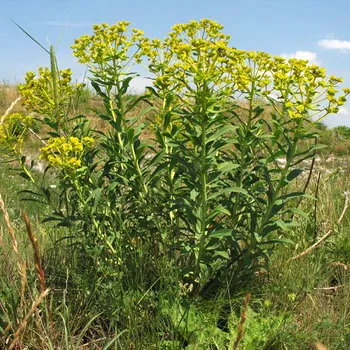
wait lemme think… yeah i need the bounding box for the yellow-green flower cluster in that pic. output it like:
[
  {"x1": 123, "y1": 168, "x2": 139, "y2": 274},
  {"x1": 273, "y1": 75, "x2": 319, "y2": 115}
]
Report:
[
  {"x1": 136, "y1": 19, "x2": 349, "y2": 120},
  {"x1": 267, "y1": 58, "x2": 350, "y2": 119},
  {"x1": 71, "y1": 21, "x2": 145, "y2": 68},
  {"x1": 0, "y1": 113, "x2": 34, "y2": 153},
  {"x1": 39, "y1": 136, "x2": 94, "y2": 172},
  {"x1": 18, "y1": 67, "x2": 84, "y2": 117},
  {"x1": 136, "y1": 19, "x2": 241, "y2": 95},
  {"x1": 71, "y1": 19, "x2": 350, "y2": 121}
]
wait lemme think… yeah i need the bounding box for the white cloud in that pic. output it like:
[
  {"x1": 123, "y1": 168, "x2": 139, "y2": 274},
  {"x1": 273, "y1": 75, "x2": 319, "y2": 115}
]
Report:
[
  {"x1": 281, "y1": 50, "x2": 320, "y2": 64},
  {"x1": 128, "y1": 76, "x2": 153, "y2": 95},
  {"x1": 318, "y1": 39, "x2": 350, "y2": 50},
  {"x1": 338, "y1": 107, "x2": 350, "y2": 115},
  {"x1": 324, "y1": 107, "x2": 350, "y2": 127}
]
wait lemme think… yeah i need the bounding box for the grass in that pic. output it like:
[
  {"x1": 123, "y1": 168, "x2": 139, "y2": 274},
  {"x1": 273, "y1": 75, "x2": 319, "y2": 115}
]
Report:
[
  {"x1": 1, "y1": 83, "x2": 350, "y2": 349},
  {"x1": 0, "y1": 155, "x2": 349, "y2": 349}
]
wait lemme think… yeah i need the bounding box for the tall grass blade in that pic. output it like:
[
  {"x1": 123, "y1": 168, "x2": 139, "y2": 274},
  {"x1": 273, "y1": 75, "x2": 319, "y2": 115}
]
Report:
[{"x1": 10, "y1": 19, "x2": 50, "y2": 54}]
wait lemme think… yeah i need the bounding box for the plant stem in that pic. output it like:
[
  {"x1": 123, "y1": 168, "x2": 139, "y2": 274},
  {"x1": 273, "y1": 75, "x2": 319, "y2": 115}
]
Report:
[{"x1": 196, "y1": 83, "x2": 208, "y2": 278}]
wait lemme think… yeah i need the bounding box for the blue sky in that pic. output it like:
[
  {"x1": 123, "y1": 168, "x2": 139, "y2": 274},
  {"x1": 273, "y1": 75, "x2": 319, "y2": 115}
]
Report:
[{"x1": 1, "y1": 0, "x2": 350, "y2": 126}]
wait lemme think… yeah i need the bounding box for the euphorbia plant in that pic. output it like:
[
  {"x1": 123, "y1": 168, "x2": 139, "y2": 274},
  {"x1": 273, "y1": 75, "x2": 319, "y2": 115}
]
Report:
[
  {"x1": 18, "y1": 52, "x2": 85, "y2": 136},
  {"x1": 132, "y1": 20, "x2": 349, "y2": 291},
  {"x1": 17, "y1": 19, "x2": 349, "y2": 297}
]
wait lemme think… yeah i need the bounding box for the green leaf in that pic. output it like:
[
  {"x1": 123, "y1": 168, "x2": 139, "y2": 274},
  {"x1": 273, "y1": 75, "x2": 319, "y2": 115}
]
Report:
[
  {"x1": 19, "y1": 172, "x2": 32, "y2": 181},
  {"x1": 286, "y1": 169, "x2": 303, "y2": 182},
  {"x1": 302, "y1": 193, "x2": 317, "y2": 201},
  {"x1": 261, "y1": 223, "x2": 278, "y2": 237},
  {"x1": 217, "y1": 162, "x2": 240, "y2": 173},
  {"x1": 19, "y1": 189, "x2": 42, "y2": 197},
  {"x1": 209, "y1": 229, "x2": 235, "y2": 239},
  {"x1": 91, "y1": 81, "x2": 109, "y2": 100},
  {"x1": 213, "y1": 251, "x2": 230, "y2": 259},
  {"x1": 253, "y1": 105, "x2": 265, "y2": 118},
  {"x1": 275, "y1": 219, "x2": 299, "y2": 231},
  {"x1": 206, "y1": 125, "x2": 237, "y2": 143},
  {"x1": 205, "y1": 244, "x2": 219, "y2": 250},
  {"x1": 279, "y1": 192, "x2": 305, "y2": 201},
  {"x1": 190, "y1": 189, "x2": 199, "y2": 200},
  {"x1": 127, "y1": 128, "x2": 135, "y2": 144},
  {"x1": 270, "y1": 201, "x2": 286, "y2": 216},
  {"x1": 259, "y1": 238, "x2": 294, "y2": 245},
  {"x1": 309, "y1": 143, "x2": 327, "y2": 151},
  {"x1": 208, "y1": 187, "x2": 248, "y2": 200},
  {"x1": 275, "y1": 220, "x2": 289, "y2": 231},
  {"x1": 103, "y1": 330, "x2": 127, "y2": 350},
  {"x1": 208, "y1": 205, "x2": 231, "y2": 220},
  {"x1": 92, "y1": 188, "x2": 103, "y2": 214},
  {"x1": 120, "y1": 76, "x2": 134, "y2": 95},
  {"x1": 285, "y1": 207, "x2": 309, "y2": 220}
]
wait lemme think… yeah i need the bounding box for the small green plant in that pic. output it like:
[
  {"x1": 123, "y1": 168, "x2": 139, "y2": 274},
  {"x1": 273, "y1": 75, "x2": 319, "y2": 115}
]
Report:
[{"x1": 229, "y1": 306, "x2": 293, "y2": 350}]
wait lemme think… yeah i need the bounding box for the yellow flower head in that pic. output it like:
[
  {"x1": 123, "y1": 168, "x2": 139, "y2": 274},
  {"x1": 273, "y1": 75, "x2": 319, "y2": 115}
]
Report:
[
  {"x1": 72, "y1": 19, "x2": 349, "y2": 123},
  {"x1": 18, "y1": 67, "x2": 84, "y2": 117},
  {"x1": 39, "y1": 136, "x2": 94, "y2": 172},
  {"x1": 0, "y1": 113, "x2": 34, "y2": 154},
  {"x1": 71, "y1": 21, "x2": 143, "y2": 67}
]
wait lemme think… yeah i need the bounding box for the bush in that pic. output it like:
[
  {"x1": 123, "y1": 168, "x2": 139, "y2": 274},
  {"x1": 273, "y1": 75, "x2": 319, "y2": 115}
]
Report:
[{"x1": 3, "y1": 19, "x2": 350, "y2": 347}]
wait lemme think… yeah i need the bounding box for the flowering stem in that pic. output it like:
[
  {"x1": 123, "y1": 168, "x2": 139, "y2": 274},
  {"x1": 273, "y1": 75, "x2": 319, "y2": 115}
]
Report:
[{"x1": 196, "y1": 83, "x2": 209, "y2": 278}]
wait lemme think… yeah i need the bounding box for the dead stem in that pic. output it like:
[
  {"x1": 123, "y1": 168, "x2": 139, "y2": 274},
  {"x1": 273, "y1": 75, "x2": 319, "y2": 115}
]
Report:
[
  {"x1": 232, "y1": 293, "x2": 251, "y2": 349},
  {"x1": 0, "y1": 96, "x2": 21, "y2": 124},
  {"x1": 23, "y1": 212, "x2": 46, "y2": 292},
  {"x1": 8, "y1": 288, "x2": 49, "y2": 350},
  {"x1": 0, "y1": 193, "x2": 21, "y2": 260},
  {"x1": 287, "y1": 192, "x2": 349, "y2": 263}
]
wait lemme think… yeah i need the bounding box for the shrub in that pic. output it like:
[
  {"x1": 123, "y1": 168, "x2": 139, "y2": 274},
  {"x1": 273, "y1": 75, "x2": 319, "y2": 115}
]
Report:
[{"x1": 7, "y1": 19, "x2": 350, "y2": 345}]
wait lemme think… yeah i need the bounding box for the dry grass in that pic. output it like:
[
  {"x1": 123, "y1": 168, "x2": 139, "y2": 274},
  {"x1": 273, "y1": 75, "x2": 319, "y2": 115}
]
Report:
[
  {"x1": 1, "y1": 82, "x2": 349, "y2": 348},
  {"x1": 0, "y1": 192, "x2": 50, "y2": 348},
  {"x1": 8, "y1": 288, "x2": 50, "y2": 350},
  {"x1": 0, "y1": 83, "x2": 24, "y2": 115}
]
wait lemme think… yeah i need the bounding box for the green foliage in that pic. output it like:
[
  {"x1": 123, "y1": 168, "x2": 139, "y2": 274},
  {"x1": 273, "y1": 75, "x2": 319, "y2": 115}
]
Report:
[
  {"x1": 334, "y1": 125, "x2": 350, "y2": 139},
  {"x1": 1, "y1": 19, "x2": 350, "y2": 349},
  {"x1": 65, "y1": 19, "x2": 349, "y2": 293},
  {"x1": 230, "y1": 308, "x2": 292, "y2": 350}
]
